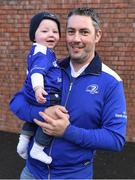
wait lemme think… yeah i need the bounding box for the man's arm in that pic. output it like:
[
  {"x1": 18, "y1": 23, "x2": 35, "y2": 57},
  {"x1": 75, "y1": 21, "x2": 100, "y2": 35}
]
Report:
[{"x1": 63, "y1": 81, "x2": 127, "y2": 152}]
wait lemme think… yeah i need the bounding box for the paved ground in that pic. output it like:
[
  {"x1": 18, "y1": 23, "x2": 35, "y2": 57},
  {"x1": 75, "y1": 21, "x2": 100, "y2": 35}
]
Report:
[{"x1": 0, "y1": 131, "x2": 135, "y2": 179}]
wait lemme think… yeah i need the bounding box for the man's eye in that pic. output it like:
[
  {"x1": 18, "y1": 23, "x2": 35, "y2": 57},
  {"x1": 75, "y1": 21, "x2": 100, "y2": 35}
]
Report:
[
  {"x1": 67, "y1": 30, "x2": 74, "y2": 35},
  {"x1": 81, "y1": 31, "x2": 89, "y2": 36}
]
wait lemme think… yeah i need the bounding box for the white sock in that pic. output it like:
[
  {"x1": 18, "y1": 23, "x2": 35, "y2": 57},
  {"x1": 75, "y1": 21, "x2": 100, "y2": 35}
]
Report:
[
  {"x1": 17, "y1": 134, "x2": 30, "y2": 159},
  {"x1": 30, "y1": 142, "x2": 52, "y2": 164}
]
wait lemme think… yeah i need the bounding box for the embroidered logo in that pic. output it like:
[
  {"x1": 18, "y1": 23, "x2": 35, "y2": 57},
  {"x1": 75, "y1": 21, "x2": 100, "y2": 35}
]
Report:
[
  {"x1": 86, "y1": 84, "x2": 98, "y2": 94},
  {"x1": 53, "y1": 61, "x2": 58, "y2": 67},
  {"x1": 57, "y1": 77, "x2": 62, "y2": 83},
  {"x1": 115, "y1": 111, "x2": 127, "y2": 119}
]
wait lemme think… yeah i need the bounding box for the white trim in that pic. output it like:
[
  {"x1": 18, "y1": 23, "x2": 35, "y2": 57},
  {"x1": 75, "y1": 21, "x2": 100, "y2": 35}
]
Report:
[
  {"x1": 102, "y1": 63, "x2": 122, "y2": 81},
  {"x1": 33, "y1": 43, "x2": 47, "y2": 55}
]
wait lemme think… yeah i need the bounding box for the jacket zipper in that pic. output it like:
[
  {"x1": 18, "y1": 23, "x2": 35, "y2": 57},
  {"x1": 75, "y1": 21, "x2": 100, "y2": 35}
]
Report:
[
  {"x1": 47, "y1": 138, "x2": 55, "y2": 180},
  {"x1": 64, "y1": 80, "x2": 74, "y2": 108},
  {"x1": 47, "y1": 164, "x2": 51, "y2": 180}
]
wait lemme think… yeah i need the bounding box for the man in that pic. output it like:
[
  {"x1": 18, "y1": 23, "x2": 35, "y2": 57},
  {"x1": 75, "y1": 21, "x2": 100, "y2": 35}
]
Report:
[{"x1": 20, "y1": 7, "x2": 127, "y2": 179}]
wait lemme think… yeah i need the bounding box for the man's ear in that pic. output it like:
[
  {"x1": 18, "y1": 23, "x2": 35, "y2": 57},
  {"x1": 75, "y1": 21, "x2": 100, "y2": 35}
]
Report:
[{"x1": 95, "y1": 29, "x2": 102, "y2": 43}]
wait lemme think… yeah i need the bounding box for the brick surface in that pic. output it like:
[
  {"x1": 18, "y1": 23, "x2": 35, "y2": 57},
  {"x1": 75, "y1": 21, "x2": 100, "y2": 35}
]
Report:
[{"x1": 0, "y1": 0, "x2": 134, "y2": 141}]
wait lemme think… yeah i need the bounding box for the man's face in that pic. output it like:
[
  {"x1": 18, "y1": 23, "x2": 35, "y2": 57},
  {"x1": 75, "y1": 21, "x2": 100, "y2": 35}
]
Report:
[{"x1": 66, "y1": 15, "x2": 101, "y2": 65}]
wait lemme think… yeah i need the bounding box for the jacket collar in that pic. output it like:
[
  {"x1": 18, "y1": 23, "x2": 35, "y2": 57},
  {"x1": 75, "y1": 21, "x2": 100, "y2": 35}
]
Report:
[{"x1": 59, "y1": 52, "x2": 102, "y2": 75}]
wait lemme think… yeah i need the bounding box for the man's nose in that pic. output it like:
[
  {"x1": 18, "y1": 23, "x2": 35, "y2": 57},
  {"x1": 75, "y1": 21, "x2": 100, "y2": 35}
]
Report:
[{"x1": 73, "y1": 32, "x2": 81, "y2": 41}]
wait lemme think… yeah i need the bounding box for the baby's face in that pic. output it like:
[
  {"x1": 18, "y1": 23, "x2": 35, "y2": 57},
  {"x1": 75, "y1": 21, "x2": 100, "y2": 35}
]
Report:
[{"x1": 35, "y1": 19, "x2": 60, "y2": 49}]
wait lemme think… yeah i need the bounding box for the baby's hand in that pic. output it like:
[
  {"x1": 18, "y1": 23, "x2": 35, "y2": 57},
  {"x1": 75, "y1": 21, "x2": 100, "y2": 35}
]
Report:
[{"x1": 34, "y1": 86, "x2": 48, "y2": 104}]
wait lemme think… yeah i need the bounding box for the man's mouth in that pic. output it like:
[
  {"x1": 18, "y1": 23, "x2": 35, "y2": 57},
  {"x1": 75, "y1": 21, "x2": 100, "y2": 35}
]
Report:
[
  {"x1": 71, "y1": 45, "x2": 84, "y2": 52},
  {"x1": 71, "y1": 43, "x2": 84, "y2": 49}
]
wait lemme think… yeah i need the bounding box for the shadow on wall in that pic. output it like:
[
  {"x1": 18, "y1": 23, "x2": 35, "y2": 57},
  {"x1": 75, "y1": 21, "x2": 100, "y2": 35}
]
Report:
[{"x1": 0, "y1": 131, "x2": 135, "y2": 179}]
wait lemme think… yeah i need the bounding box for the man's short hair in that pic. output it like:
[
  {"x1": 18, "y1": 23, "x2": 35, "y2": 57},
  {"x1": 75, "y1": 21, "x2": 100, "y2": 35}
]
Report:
[{"x1": 67, "y1": 7, "x2": 100, "y2": 31}]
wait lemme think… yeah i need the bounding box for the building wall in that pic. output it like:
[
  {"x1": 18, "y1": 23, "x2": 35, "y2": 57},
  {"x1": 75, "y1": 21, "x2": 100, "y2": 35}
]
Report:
[{"x1": 0, "y1": 0, "x2": 135, "y2": 141}]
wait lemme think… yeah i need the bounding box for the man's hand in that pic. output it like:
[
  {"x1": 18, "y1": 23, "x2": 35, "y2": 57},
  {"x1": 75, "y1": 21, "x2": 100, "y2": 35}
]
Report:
[
  {"x1": 45, "y1": 105, "x2": 69, "y2": 119},
  {"x1": 34, "y1": 105, "x2": 70, "y2": 137}
]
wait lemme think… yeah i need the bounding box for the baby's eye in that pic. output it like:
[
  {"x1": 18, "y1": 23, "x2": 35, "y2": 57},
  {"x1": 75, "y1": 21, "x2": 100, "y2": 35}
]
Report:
[
  {"x1": 42, "y1": 30, "x2": 48, "y2": 33},
  {"x1": 53, "y1": 30, "x2": 59, "y2": 34}
]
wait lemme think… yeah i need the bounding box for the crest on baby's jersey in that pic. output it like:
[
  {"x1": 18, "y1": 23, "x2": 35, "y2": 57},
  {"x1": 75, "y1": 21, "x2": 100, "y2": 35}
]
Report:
[
  {"x1": 52, "y1": 61, "x2": 59, "y2": 67},
  {"x1": 57, "y1": 77, "x2": 62, "y2": 83}
]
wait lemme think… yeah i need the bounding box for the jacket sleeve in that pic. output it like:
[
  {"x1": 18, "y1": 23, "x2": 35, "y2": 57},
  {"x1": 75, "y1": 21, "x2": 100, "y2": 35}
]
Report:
[{"x1": 63, "y1": 81, "x2": 127, "y2": 152}]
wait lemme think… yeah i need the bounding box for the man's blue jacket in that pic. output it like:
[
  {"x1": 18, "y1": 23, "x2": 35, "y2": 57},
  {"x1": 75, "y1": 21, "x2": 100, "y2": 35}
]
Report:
[{"x1": 15, "y1": 53, "x2": 128, "y2": 179}]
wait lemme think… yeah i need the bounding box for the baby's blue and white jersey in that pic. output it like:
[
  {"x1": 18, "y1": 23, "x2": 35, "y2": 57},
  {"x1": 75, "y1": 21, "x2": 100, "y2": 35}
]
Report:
[{"x1": 23, "y1": 43, "x2": 62, "y2": 106}]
